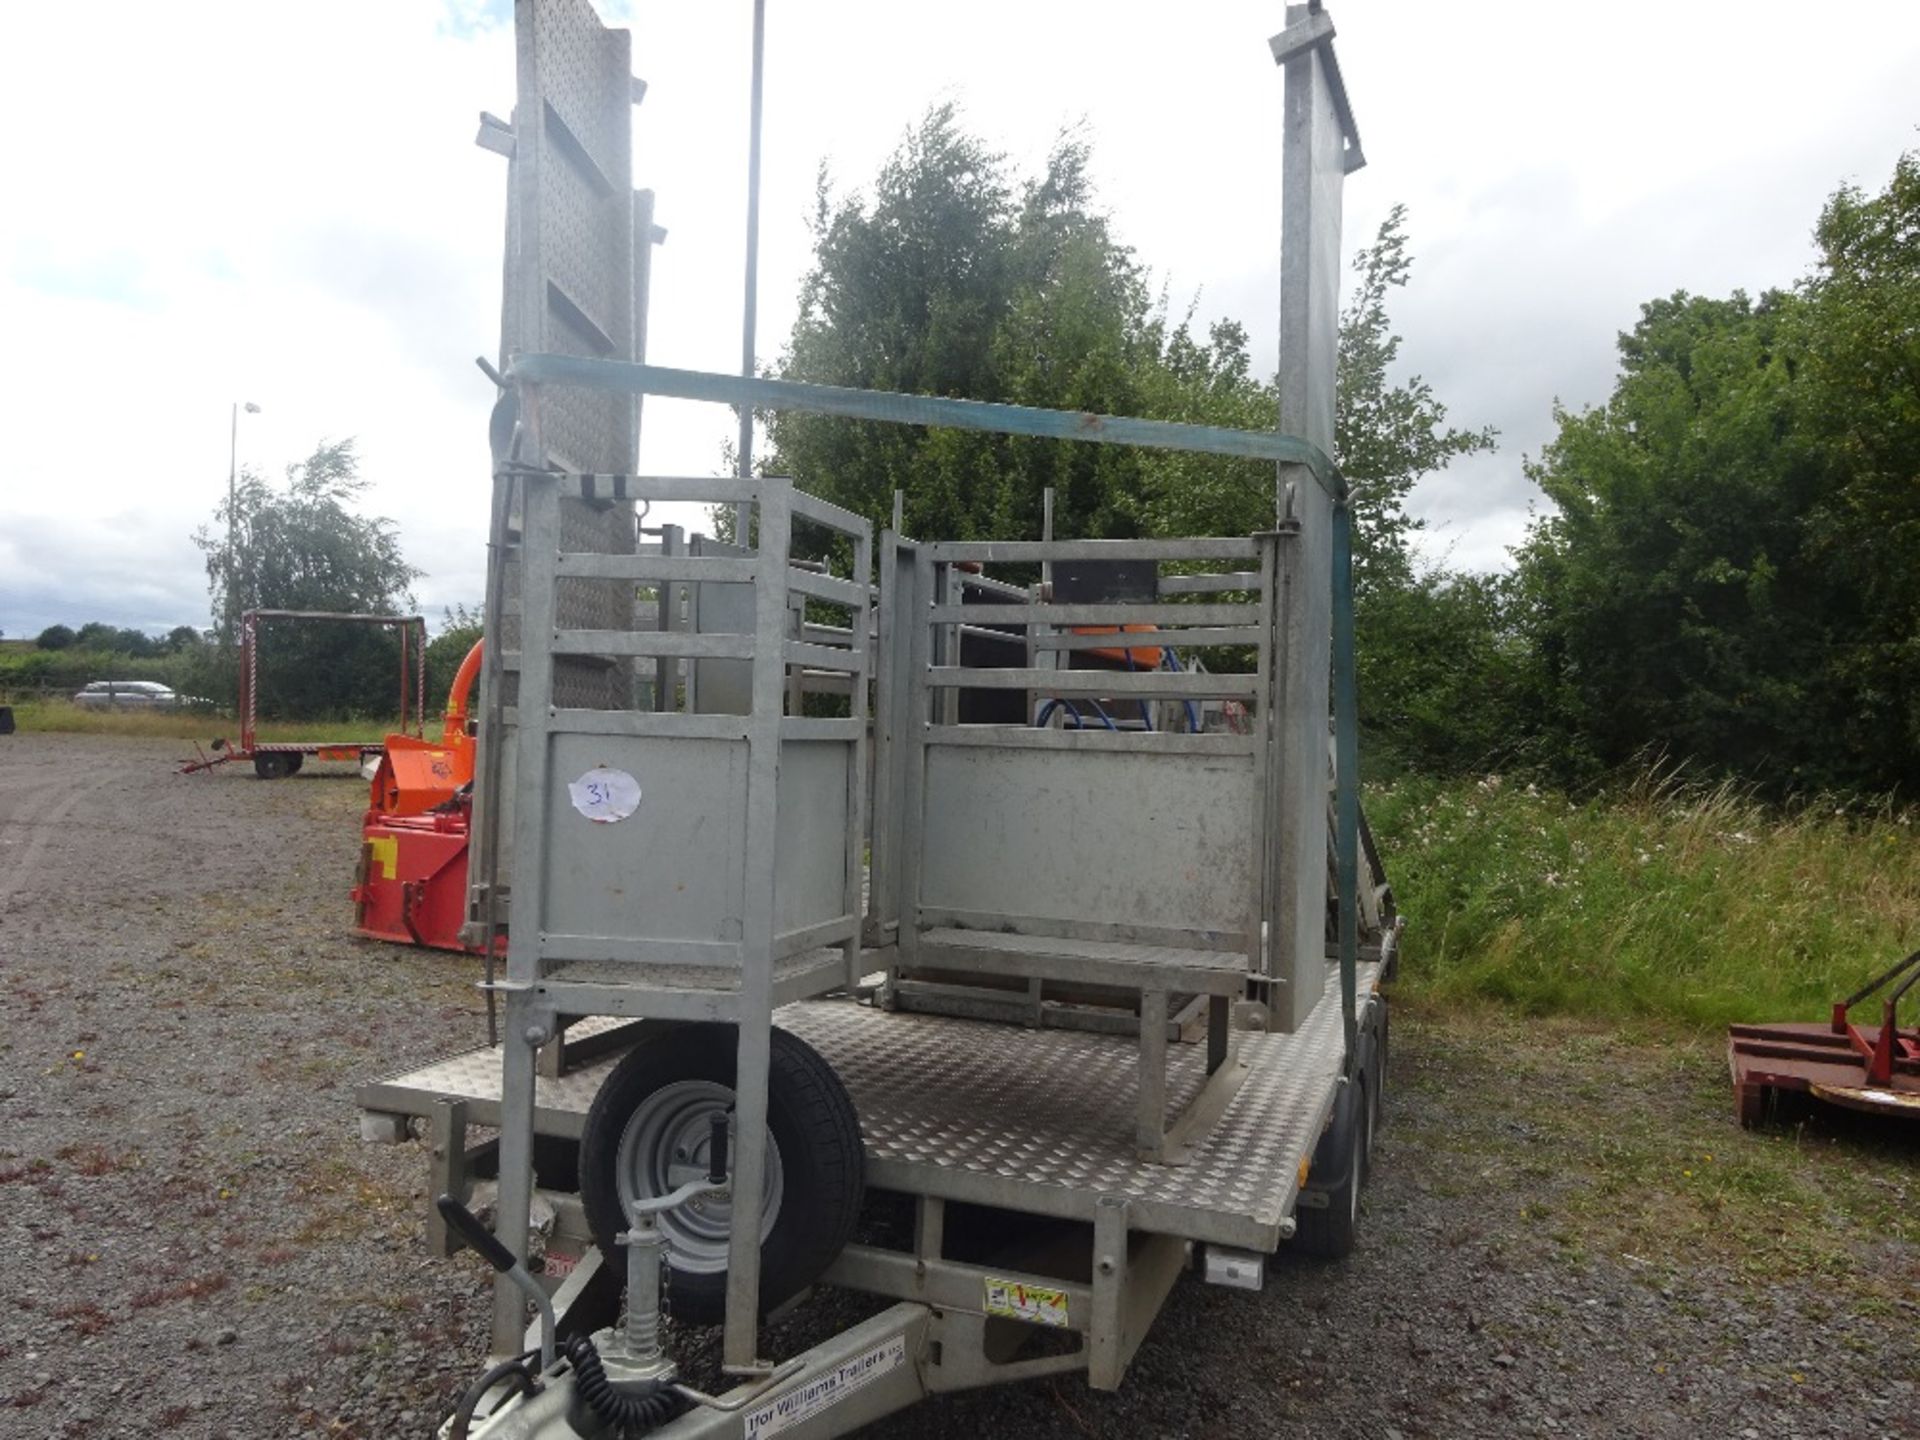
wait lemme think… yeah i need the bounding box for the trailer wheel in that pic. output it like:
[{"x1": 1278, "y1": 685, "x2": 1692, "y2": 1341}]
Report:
[
  {"x1": 1360, "y1": 999, "x2": 1388, "y2": 1180},
  {"x1": 578, "y1": 1023, "x2": 864, "y2": 1326},
  {"x1": 253, "y1": 752, "x2": 296, "y2": 780},
  {"x1": 1294, "y1": 1074, "x2": 1365, "y2": 1260}
]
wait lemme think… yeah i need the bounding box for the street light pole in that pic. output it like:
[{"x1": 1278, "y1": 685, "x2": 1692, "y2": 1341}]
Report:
[
  {"x1": 733, "y1": 0, "x2": 766, "y2": 543},
  {"x1": 228, "y1": 401, "x2": 260, "y2": 641}
]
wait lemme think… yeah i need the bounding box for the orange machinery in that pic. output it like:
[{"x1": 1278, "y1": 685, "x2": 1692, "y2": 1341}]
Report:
[{"x1": 351, "y1": 640, "x2": 485, "y2": 952}]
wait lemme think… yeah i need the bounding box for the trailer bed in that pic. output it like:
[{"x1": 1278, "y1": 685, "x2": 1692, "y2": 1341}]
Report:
[
  {"x1": 249, "y1": 741, "x2": 383, "y2": 756},
  {"x1": 360, "y1": 961, "x2": 1378, "y2": 1253}
]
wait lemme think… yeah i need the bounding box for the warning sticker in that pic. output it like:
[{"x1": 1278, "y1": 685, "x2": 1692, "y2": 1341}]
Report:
[
  {"x1": 366, "y1": 835, "x2": 398, "y2": 880},
  {"x1": 744, "y1": 1335, "x2": 906, "y2": 1438},
  {"x1": 983, "y1": 1277, "x2": 1070, "y2": 1328},
  {"x1": 568, "y1": 766, "x2": 641, "y2": 823}
]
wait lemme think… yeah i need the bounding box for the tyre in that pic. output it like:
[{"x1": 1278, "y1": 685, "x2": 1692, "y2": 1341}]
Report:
[
  {"x1": 578, "y1": 1023, "x2": 864, "y2": 1325},
  {"x1": 284, "y1": 753, "x2": 305, "y2": 775},
  {"x1": 1360, "y1": 999, "x2": 1387, "y2": 1182},
  {"x1": 253, "y1": 752, "x2": 296, "y2": 780},
  {"x1": 1293, "y1": 1073, "x2": 1365, "y2": 1260}
]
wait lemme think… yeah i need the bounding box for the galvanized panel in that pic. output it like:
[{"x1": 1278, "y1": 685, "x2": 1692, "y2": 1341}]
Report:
[
  {"x1": 540, "y1": 731, "x2": 747, "y2": 945},
  {"x1": 918, "y1": 745, "x2": 1255, "y2": 943},
  {"x1": 774, "y1": 740, "x2": 855, "y2": 938},
  {"x1": 689, "y1": 534, "x2": 755, "y2": 716}
]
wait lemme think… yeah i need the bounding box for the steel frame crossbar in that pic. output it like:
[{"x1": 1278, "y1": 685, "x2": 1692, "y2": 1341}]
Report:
[{"x1": 509, "y1": 353, "x2": 1346, "y2": 500}]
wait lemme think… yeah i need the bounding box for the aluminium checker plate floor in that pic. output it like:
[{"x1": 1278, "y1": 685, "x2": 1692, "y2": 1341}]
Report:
[{"x1": 358, "y1": 962, "x2": 1379, "y2": 1252}]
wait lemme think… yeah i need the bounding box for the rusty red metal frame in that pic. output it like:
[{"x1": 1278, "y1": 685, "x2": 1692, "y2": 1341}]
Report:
[
  {"x1": 236, "y1": 609, "x2": 427, "y2": 753},
  {"x1": 1830, "y1": 948, "x2": 1920, "y2": 1086},
  {"x1": 1729, "y1": 948, "x2": 1920, "y2": 1126},
  {"x1": 179, "y1": 609, "x2": 426, "y2": 774}
]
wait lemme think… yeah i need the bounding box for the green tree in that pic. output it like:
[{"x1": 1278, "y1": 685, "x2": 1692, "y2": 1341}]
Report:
[
  {"x1": 1792, "y1": 151, "x2": 1920, "y2": 788},
  {"x1": 1132, "y1": 207, "x2": 1496, "y2": 594},
  {"x1": 1513, "y1": 150, "x2": 1920, "y2": 794},
  {"x1": 424, "y1": 604, "x2": 485, "y2": 716},
  {"x1": 767, "y1": 110, "x2": 1171, "y2": 545},
  {"x1": 1516, "y1": 290, "x2": 1814, "y2": 785},
  {"x1": 1336, "y1": 206, "x2": 1497, "y2": 588},
  {"x1": 35, "y1": 624, "x2": 76, "y2": 650},
  {"x1": 1356, "y1": 567, "x2": 1534, "y2": 775},
  {"x1": 194, "y1": 438, "x2": 421, "y2": 720},
  {"x1": 766, "y1": 111, "x2": 1488, "y2": 576}
]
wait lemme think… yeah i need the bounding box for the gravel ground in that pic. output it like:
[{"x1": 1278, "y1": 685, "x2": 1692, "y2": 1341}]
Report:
[{"x1": 1, "y1": 734, "x2": 1915, "y2": 1439}]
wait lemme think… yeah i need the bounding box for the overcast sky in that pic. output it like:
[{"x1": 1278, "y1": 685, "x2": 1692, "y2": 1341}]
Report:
[{"x1": 3, "y1": 1, "x2": 1917, "y2": 639}]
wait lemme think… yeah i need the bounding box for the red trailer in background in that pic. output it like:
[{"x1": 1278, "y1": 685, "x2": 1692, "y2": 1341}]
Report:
[
  {"x1": 179, "y1": 609, "x2": 427, "y2": 778},
  {"x1": 352, "y1": 638, "x2": 485, "y2": 953},
  {"x1": 1729, "y1": 949, "x2": 1920, "y2": 1126}
]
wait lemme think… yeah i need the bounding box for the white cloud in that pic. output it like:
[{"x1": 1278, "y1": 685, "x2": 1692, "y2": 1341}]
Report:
[{"x1": 4, "y1": 0, "x2": 1918, "y2": 638}]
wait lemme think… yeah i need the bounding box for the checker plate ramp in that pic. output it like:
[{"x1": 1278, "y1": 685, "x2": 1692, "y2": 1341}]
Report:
[{"x1": 360, "y1": 963, "x2": 1376, "y2": 1252}]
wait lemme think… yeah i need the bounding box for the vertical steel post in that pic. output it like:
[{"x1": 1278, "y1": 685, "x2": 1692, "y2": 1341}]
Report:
[
  {"x1": 1267, "y1": 4, "x2": 1357, "y2": 1031},
  {"x1": 1331, "y1": 504, "x2": 1359, "y2": 1066},
  {"x1": 723, "y1": 479, "x2": 788, "y2": 1370},
  {"x1": 491, "y1": 471, "x2": 562, "y2": 1358},
  {"x1": 1088, "y1": 1195, "x2": 1131, "y2": 1391},
  {"x1": 895, "y1": 548, "x2": 934, "y2": 974},
  {"x1": 844, "y1": 526, "x2": 872, "y2": 988}
]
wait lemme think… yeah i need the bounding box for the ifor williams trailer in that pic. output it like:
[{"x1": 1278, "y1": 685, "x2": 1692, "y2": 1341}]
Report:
[{"x1": 357, "y1": 3, "x2": 1393, "y2": 1434}]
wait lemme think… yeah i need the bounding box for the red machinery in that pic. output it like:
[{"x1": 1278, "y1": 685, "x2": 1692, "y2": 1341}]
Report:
[
  {"x1": 352, "y1": 639, "x2": 484, "y2": 952},
  {"x1": 1728, "y1": 949, "x2": 1920, "y2": 1126}
]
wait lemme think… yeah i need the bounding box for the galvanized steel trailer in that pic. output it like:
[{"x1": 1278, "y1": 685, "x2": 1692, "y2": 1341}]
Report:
[{"x1": 359, "y1": 2, "x2": 1387, "y2": 1434}]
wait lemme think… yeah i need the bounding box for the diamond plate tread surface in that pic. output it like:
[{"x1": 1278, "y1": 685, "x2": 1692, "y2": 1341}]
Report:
[
  {"x1": 362, "y1": 963, "x2": 1378, "y2": 1247},
  {"x1": 782, "y1": 966, "x2": 1373, "y2": 1245}
]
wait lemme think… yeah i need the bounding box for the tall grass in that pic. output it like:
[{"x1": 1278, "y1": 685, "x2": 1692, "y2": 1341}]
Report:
[
  {"x1": 6, "y1": 700, "x2": 397, "y2": 745},
  {"x1": 1368, "y1": 769, "x2": 1920, "y2": 1030}
]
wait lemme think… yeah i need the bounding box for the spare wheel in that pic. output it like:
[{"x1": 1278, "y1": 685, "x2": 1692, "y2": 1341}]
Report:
[{"x1": 578, "y1": 1022, "x2": 864, "y2": 1325}]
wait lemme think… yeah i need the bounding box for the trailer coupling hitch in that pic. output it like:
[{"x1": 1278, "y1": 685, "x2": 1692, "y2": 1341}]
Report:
[{"x1": 436, "y1": 1192, "x2": 687, "y2": 1437}]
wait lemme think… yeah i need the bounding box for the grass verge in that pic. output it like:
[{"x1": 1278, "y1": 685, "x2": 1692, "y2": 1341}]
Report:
[
  {"x1": 1369, "y1": 770, "x2": 1920, "y2": 1030},
  {"x1": 6, "y1": 700, "x2": 398, "y2": 745}
]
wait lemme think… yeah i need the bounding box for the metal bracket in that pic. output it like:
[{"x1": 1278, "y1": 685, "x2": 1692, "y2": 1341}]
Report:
[
  {"x1": 1268, "y1": 4, "x2": 1367, "y2": 174},
  {"x1": 475, "y1": 110, "x2": 514, "y2": 158}
]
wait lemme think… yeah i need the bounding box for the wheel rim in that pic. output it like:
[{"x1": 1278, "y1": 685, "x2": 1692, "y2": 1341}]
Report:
[{"x1": 613, "y1": 1079, "x2": 784, "y2": 1275}]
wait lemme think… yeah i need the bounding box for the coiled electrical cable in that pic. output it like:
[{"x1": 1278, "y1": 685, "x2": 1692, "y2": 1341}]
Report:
[{"x1": 564, "y1": 1333, "x2": 686, "y2": 1436}]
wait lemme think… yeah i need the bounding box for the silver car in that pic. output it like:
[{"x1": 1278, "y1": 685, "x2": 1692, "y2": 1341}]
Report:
[{"x1": 72, "y1": 680, "x2": 180, "y2": 709}]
